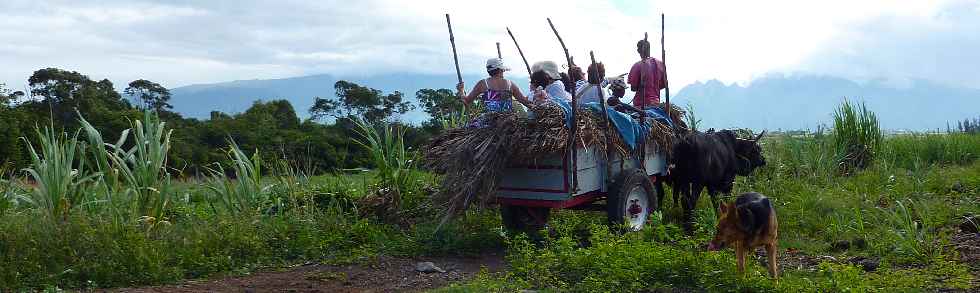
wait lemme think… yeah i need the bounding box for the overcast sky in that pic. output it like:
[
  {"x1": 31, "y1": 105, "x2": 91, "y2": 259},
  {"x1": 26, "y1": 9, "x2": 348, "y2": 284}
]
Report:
[{"x1": 1, "y1": 0, "x2": 977, "y2": 91}]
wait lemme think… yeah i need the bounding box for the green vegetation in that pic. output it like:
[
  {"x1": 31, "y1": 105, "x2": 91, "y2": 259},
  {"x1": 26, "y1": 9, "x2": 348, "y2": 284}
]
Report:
[
  {"x1": 0, "y1": 68, "x2": 460, "y2": 176},
  {"x1": 0, "y1": 111, "x2": 502, "y2": 289},
  {"x1": 443, "y1": 102, "x2": 978, "y2": 292},
  {"x1": 833, "y1": 99, "x2": 881, "y2": 173},
  {"x1": 0, "y1": 73, "x2": 977, "y2": 292}
]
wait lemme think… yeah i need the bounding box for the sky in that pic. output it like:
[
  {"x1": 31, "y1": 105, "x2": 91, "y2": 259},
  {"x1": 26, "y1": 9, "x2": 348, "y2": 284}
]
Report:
[{"x1": 0, "y1": 0, "x2": 977, "y2": 92}]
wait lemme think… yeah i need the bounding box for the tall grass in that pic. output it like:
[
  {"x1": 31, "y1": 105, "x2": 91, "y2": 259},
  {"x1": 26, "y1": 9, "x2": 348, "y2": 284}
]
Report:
[
  {"x1": 763, "y1": 133, "x2": 837, "y2": 182},
  {"x1": 684, "y1": 101, "x2": 702, "y2": 132},
  {"x1": 205, "y1": 139, "x2": 273, "y2": 215},
  {"x1": 439, "y1": 107, "x2": 473, "y2": 130},
  {"x1": 21, "y1": 127, "x2": 99, "y2": 223},
  {"x1": 113, "y1": 111, "x2": 173, "y2": 223},
  {"x1": 833, "y1": 99, "x2": 881, "y2": 172},
  {"x1": 78, "y1": 112, "x2": 126, "y2": 221},
  {"x1": 351, "y1": 119, "x2": 418, "y2": 216},
  {"x1": 880, "y1": 133, "x2": 980, "y2": 171},
  {"x1": 80, "y1": 110, "x2": 174, "y2": 227}
]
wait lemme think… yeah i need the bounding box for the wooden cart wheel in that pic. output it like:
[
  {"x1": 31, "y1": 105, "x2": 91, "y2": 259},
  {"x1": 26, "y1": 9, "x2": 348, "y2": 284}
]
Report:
[
  {"x1": 607, "y1": 168, "x2": 658, "y2": 232},
  {"x1": 500, "y1": 204, "x2": 551, "y2": 231}
]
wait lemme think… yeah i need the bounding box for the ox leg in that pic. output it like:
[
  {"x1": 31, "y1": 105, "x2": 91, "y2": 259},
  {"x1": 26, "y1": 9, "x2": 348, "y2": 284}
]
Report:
[
  {"x1": 654, "y1": 179, "x2": 666, "y2": 211},
  {"x1": 683, "y1": 183, "x2": 703, "y2": 233},
  {"x1": 707, "y1": 188, "x2": 721, "y2": 216},
  {"x1": 672, "y1": 180, "x2": 681, "y2": 208}
]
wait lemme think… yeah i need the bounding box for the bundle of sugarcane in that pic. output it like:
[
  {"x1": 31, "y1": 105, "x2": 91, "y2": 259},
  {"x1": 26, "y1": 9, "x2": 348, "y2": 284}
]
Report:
[
  {"x1": 423, "y1": 127, "x2": 473, "y2": 173},
  {"x1": 655, "y1": 102, "x2": 689, "y2": 133},
  {"x1": 645, "y1": 119, "x2": 674, "y2": 156},
  {"x1": 426, "y1": 112, "x2": 521, "y2": 221},
  {"x1": 510, "y1": 103, "x2": 608, "y2": 161}
]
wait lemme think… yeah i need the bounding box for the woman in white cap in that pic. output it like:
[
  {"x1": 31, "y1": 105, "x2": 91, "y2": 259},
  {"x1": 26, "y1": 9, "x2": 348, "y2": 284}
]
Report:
[
  {"x1": 529, "y1": 60, "x2": 572, "y2": 104},
  {"x1": 456, "y1": 58, "x2": 532, "y2": 113}
]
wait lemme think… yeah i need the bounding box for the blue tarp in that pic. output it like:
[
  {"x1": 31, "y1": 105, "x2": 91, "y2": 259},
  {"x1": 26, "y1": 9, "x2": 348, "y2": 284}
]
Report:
[
  {"x1": 585, "y1": 102, "x2": 648, "y2": 150},
  {"x1": 533, "y1": 99, "x2": 673, "y2": 151}
]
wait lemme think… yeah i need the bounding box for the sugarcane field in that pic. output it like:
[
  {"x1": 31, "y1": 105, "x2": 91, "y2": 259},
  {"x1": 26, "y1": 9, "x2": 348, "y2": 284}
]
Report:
[{"x1": 2, "y1": 1, "x2": 980, "y2": 292}]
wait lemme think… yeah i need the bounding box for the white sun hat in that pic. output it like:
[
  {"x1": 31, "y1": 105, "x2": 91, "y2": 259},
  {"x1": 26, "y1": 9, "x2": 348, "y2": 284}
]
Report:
[
  {"x1": 531, "y1": 61, "x2": 561, "y2": 80},
  {"x1": 486, "y1": 58, "x2": 510, "y2": 72}
]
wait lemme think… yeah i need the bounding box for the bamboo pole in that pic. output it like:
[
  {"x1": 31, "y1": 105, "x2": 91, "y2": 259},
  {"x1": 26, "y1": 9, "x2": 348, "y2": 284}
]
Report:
[
  {"x1": 506, "y1": 27, "x2": 532, "y2": 76},
  {"x1": 547, "y1": 17, "x2": 578, "y2": 194},
  {"x1": 547, "y1": 18, "x2": 574, "y2": 69},
  {"x1": 661, "y1": 14, "x2": 670, "y2": 125},
  {"x1": 445, "y1": 14, "x2": 462, "y2": 87},
  {"x1": 591, "y1": 51, "x2": 613, "y2": 185}
]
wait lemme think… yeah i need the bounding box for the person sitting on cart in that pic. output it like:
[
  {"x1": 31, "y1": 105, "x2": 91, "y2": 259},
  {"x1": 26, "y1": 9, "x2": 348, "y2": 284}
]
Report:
[
  {"x1": 606, "y1": 75, "x2": 643, "y2": 116},
  {"x1": 573, "y1": 62, "x2": 609, "y2": 106},
  {"x1": 529, "y1": 60, "x2": 572, "y2": 104},
  {"x1": 627, "y1": 37, "x2": 667, "y2": 110},
  {"x1": 456, "y1": 58, "x2": 533, "y2": 113}
]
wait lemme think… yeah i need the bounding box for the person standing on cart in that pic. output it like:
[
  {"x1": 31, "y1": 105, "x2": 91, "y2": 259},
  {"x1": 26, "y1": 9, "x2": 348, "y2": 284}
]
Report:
[
  {"x1": 627, "y1": 37, "x2": 667, "y2": 110},
  {"x1": 456, "y1": 58, "x2": 533, "y2": 113}
]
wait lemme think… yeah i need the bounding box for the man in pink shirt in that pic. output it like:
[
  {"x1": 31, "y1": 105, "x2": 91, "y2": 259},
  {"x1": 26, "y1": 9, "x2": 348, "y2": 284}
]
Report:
[{"x1": 627, "y1": 37, "x2": 667, "y2": 109}]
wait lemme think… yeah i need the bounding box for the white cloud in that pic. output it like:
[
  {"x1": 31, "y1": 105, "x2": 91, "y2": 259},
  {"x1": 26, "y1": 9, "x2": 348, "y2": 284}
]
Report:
[
  {"x1": 0, "y1": 0, "x2": 973, "y2": 92},
  {"x1": 794, "y1": 0, "x2": 980, "y2": 88}
]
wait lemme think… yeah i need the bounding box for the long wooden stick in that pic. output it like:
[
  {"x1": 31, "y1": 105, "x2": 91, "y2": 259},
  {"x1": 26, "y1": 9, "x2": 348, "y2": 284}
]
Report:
[
  {"x1": 661, "y1": 13, "x2": 670, "y2": 124},
  {"x1": 506, "y1": 27, "x2": 532, "y2": 76},
  {"x1": 661, "y1": 13, "x2": 672, "y2": 179},
  {"x1": 591, "y1": 51, "x2": 613, "y2": 185},
  {"x1": 446, "y1": 14, "x2": 462, "y2": 86},
  {"x1": 547, "y1": 18, "x2": 574, "y2": 69},
  {"x1": 496, "y1": 42, "x2": 501, "y2": 58},
  {"x1": 547, "y1": 17, "x2": 577, "y2": 194}
]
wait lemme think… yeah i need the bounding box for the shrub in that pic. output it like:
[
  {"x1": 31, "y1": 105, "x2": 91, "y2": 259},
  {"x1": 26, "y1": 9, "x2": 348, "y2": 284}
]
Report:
[{"x1": 0, "y1": 175, "x2": 20, "y2": 216}]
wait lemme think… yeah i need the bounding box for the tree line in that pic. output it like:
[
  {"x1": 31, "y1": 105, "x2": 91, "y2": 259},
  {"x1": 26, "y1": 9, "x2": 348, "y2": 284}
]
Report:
[{"x1": 0, "y1": 68, "x2": 462, "y2": 175}]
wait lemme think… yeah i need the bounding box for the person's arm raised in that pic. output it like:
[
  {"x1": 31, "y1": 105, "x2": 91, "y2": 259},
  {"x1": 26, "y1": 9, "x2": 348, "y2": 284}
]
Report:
[
  {"x1": 459, "y1": 81, "x2": 484, "y2": 110},
  {"x1": 511, "y1": 82, "x2": 532, "y2": 108}
]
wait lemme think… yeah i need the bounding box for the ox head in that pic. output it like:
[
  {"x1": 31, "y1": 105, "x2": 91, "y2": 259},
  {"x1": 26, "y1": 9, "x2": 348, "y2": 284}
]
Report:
[{"x1": 734, "y1": 131, "x2": 766, "y2": 176}]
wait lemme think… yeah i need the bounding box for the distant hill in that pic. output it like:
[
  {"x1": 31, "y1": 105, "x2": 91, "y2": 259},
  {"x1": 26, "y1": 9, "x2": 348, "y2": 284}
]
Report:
[
  {"x1": 169, "y1": 73, "x2": 529, "y2": 123},
  {"x1": 672, "y1": 74, "x2": 980, "y2": 131},
  {"x1": 170, "y1": 72, "x2": 978, "y2": 130}
]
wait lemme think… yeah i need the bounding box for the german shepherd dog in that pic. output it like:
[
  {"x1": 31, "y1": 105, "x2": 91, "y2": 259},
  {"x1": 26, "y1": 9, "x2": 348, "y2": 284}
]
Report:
[{"x1": 708, "y1": 192, "x2": 778, "y2": 280}]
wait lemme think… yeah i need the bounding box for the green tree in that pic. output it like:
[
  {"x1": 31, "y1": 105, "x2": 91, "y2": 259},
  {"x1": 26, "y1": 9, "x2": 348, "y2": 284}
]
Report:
[
  {"x1": 124, "y1": 79, "x2": 172, "y2": 111},
  {"x1": 0, "y1": 83, "x2": 24, "y2": 106},
  {"x1": 415, "y1": 88, "x2": 461, "y2": 123},
  {"x1": 26, "y1": 68, "x2": 134, "y2": 130},
  {"x1": 0, "y1": 84, "x2": 26, "y2": 167},
  {"x1": 309, "y1": 81, "x2": 413, "y2": 123}
]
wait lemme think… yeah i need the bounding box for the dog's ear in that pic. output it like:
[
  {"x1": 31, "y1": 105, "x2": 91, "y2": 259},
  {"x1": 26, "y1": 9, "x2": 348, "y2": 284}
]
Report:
[
  {"x1": 761, "y1": 198, "x2": 772, "y2": 209},
  {"x1": 735, "y1": 206, "x2": 755, "y2": 232}
]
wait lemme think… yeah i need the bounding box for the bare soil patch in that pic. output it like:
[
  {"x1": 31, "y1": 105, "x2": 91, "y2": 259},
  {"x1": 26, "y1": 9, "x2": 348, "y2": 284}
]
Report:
[{"x1": 107, "y1": 253, "x2": 504, "y2": 293}]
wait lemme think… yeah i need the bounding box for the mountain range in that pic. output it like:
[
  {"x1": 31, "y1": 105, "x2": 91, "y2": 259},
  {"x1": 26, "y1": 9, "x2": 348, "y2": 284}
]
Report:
[
  {"x1": 672, "y1": 74, "x2": 979, "y2": 131},
  {"x1": 169, "y1": 73, "x2": 979, "y2": 131},
  {"x1": 169, "y1": 73, "x2": 525, "y2": 123}
]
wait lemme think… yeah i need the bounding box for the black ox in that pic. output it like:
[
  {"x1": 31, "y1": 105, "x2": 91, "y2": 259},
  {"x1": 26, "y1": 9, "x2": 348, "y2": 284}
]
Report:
[{"x1": 660, "y1": 129, "x2": 767, "y2": 231}]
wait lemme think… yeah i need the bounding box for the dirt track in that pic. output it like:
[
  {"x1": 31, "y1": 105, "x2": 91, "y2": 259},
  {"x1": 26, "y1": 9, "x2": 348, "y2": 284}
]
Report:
[{"x1": 108, "y1": 254, "x2": 504, "y2": 293}]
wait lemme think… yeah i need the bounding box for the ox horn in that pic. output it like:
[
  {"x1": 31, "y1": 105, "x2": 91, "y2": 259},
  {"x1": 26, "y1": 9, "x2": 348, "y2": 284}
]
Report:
[{"x1": 752, "y1": 131, "x2": 767, "y2": 142}]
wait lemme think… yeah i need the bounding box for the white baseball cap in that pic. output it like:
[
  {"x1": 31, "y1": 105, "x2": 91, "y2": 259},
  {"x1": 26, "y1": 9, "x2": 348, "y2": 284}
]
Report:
[
  {"x1": 486, "y1": 58, "x2": 510, "y2": 72},
  {"x1": 531, "y1": 61, "x2": 561, "y2": 80}
]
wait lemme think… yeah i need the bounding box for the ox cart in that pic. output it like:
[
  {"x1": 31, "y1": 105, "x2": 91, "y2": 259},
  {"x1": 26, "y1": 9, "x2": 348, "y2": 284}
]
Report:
[{"x1": 496, "y1": 141, "x2": 668, "y2": 231}]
